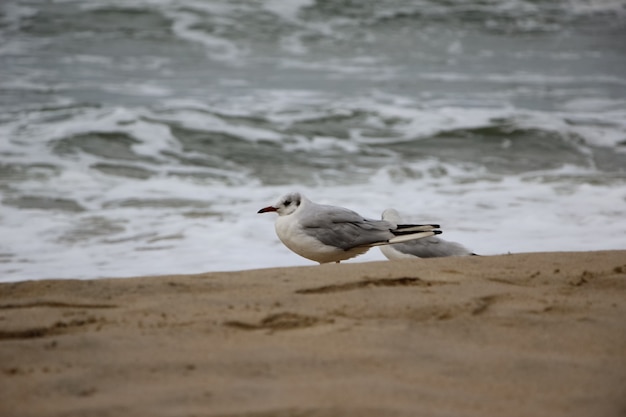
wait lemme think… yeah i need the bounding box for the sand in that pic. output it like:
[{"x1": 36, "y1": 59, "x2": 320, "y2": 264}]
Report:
[{"x1": 1, "y1": 251, "x2": 625, "y2": 417}]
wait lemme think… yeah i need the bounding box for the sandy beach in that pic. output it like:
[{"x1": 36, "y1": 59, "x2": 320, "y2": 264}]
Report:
[{"x1": 1, "y1": 250, "x2": 625, "y2": 417}]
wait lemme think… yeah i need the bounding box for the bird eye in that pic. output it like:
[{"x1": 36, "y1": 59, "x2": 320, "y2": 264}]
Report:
[{"x1": 284, "y1": 200, "x2": 291, "y2": 206}]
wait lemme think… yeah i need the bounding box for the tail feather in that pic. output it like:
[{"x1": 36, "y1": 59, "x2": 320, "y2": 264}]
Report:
[{"x1": 365, "y1": 230, "x2": 442, "y2": 247}]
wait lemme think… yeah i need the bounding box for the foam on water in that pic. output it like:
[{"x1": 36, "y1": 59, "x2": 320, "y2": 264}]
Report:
[
  {"x1": 2, "y1": 161, "x2": 624, "y2": 282},
  {"x1": 263, "y1": 0, "x2": 316, "y2": 23}
]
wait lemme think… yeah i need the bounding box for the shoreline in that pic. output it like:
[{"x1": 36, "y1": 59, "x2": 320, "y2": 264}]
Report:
[{"x1": 1, "y1": 250, "x2": 625, "y2": 417}]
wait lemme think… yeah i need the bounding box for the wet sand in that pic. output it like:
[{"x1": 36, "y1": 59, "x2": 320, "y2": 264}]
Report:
[{"x1": 1, "y1": 251, "x2": 625, "y2": 417}]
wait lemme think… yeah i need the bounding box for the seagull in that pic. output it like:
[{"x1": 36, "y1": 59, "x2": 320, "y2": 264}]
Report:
[
  {"x1": 379, "y1": 208, "x2": 475, "y2": 260},
  {"x1": 258, "y1": 192, "x2": 442, "y2": 264}
]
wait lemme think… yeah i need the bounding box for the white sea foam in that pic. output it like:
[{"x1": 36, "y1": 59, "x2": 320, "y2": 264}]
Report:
[
  {"x1": 263, "y1": 0, "x2": 315, "y2": 23},
  {"x1": 3, "y1": 172, "x2": 625, "y2": 281},
  {"x1": 1, "y1": 158, "x2": 624, "y2": 282},
  {"x1": 418, "y1": 72, "x2": 626, "y2": 86},
  {"x1": 164, "y1": 9, "x2": 246, "y2": 62},
  {"x1": 100, "y1": 83, "x2": 172, "y2": 98}
]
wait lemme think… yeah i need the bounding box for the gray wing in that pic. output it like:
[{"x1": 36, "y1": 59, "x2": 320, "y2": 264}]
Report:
[
  {"x1": 299, "y1": 204, "x2": 394, "y2": 250},
  {"x1": 390, "y1": 237, "x2": 472, "y2": 258}
]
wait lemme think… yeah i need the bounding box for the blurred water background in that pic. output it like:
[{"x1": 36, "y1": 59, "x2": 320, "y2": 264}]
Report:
[{"x1": 1, "y1": 0, "x2": 625, "y2": 281}]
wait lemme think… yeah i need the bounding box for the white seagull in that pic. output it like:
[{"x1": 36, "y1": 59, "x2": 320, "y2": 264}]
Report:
[
  {"x1": 258, "y1": 192, "x2": 442, "y2": 264},
  {"x1": 379, "y1": 208, "x2": 475, "y2": 260}
]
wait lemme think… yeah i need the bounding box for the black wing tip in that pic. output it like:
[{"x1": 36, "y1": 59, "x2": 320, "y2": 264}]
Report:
[
  {"x1": 392, "y1": 226, "x2": 442, "y2": 236},
  {"x1": 396, "y1": 223, "x2": 440, "y2": 230}
]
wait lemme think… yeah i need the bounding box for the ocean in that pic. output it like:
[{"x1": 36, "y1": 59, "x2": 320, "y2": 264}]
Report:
[{"x1": 1, "y1": 0, "x2": 625, "y2": 282}]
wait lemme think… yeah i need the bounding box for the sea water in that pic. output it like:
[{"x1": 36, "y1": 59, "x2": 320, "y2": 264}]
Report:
[{"x1": 1, "y1": 0, "x2": 625, "y2": 281}]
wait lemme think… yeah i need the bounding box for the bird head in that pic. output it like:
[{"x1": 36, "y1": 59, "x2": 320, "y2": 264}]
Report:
[{"x1": 258, "y1": 192, "x2": 303, "y2": 216}]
